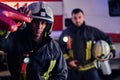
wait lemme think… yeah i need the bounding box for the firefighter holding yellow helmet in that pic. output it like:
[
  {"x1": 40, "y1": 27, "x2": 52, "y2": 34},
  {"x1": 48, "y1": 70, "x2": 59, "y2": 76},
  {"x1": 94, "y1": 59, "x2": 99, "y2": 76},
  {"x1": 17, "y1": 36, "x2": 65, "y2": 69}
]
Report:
[{"x1": 59, "y1": 8, "x2": 116, "y2": 80}]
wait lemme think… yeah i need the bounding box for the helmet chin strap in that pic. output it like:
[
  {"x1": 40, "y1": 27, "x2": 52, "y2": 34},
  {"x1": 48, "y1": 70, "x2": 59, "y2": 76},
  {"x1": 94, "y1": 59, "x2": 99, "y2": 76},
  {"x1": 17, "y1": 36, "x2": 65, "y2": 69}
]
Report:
[
  {"x1": 43, "y1": 23, "x2": 52, "y2": 37},
  {"x1": 44, "y1": 32, "x2": 47, "y2": 37}
]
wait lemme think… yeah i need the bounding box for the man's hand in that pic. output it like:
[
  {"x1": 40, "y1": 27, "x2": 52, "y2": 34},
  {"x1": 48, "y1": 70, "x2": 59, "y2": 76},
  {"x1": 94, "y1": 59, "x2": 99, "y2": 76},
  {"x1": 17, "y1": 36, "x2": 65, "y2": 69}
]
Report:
[
  {"x1": 69, "y1": 60, "x2": 78, "y2": 68},
  {"x1": 17, "y1": 7, "x2": 32, "y2": 30},
  {"x1": 17, "y1": 7, "x2": 31, "y2": 17},
  {"x1": 109, "y1": 52, "x2": 114, "y2": 59}
]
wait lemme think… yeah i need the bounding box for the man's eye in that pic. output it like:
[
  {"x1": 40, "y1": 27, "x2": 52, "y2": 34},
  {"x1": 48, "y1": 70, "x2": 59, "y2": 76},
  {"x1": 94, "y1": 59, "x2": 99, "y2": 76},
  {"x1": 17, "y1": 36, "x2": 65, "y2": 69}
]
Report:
[
  {"x1": 41, "y1": 21, "x2": 47, "y2": 24},
  {"x1": 74, "y1": 17, "x2": 77, "y2": 20},
  {"x1": 79, "y1": 16, "x2": 81, "y2": 19}
]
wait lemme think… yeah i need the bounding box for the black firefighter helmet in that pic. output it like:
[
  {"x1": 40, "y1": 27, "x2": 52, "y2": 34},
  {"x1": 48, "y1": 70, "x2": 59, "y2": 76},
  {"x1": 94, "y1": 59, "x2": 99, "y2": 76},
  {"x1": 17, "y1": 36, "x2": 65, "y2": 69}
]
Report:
[{"x1": 28, "y1": 2, "x2": 54, "y2": 36}]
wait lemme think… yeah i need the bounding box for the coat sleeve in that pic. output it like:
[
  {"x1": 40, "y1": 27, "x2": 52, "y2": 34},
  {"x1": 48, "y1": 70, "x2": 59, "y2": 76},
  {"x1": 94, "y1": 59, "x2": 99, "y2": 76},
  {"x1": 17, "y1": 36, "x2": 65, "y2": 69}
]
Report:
[
  {"x1": 50, "y1": 42, "x2": 68, "y2": 80},
  {"x1": 0, "y1": 33, "x2": 15, "y2": 53},
  {"x1": 94, "y1": 28, "x2": 116, "y2": 57},
  {"x1": 58, "y1": 31, "x2": 74, "y2": 65}
]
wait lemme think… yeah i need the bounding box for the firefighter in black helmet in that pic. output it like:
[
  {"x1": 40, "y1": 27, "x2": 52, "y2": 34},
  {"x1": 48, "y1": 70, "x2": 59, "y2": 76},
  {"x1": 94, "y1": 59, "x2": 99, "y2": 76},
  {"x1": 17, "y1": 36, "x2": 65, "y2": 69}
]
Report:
[{"x1": 0, "y1": 2, "x2": 67, "y2": 80}]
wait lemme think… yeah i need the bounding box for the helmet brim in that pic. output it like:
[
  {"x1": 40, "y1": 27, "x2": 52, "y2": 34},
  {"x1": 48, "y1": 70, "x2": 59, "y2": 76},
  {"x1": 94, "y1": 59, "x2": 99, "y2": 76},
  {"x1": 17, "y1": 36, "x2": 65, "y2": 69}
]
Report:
[{"x1": 32, "y1": 15, "x2": 54, "y2": 23}]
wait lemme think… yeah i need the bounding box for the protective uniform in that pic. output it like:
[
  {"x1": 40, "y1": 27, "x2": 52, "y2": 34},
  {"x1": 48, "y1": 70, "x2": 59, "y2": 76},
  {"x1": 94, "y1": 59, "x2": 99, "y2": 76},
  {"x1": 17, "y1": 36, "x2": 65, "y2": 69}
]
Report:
[
  {"x1": 59, "y1": 22, "x2": 116, "y2": 80},
  {"x1": 0, "y1": 2, "x2": 67, "y2": 80}
]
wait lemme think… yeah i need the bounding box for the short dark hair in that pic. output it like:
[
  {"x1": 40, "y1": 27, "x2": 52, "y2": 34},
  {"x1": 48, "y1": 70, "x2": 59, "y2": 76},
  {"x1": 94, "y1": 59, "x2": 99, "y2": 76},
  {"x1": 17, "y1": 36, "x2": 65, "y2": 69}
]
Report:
[{"x1": 71, "y1": 8, "x2": 84, "y2": 15}]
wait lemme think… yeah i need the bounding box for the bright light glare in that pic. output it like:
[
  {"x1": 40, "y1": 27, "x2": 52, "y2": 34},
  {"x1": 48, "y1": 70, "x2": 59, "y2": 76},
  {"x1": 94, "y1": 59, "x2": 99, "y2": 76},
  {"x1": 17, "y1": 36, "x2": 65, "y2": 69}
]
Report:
[{"x1": 63, "y1": 36, "x2": 68, "y2": 42}]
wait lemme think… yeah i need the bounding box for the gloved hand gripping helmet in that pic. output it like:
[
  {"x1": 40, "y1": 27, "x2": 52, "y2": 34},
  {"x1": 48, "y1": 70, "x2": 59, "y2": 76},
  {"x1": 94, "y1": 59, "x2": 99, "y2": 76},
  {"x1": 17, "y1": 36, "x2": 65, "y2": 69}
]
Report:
[{"x1": 28, "y1": 2, "x2": 54, "y2": 36}]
